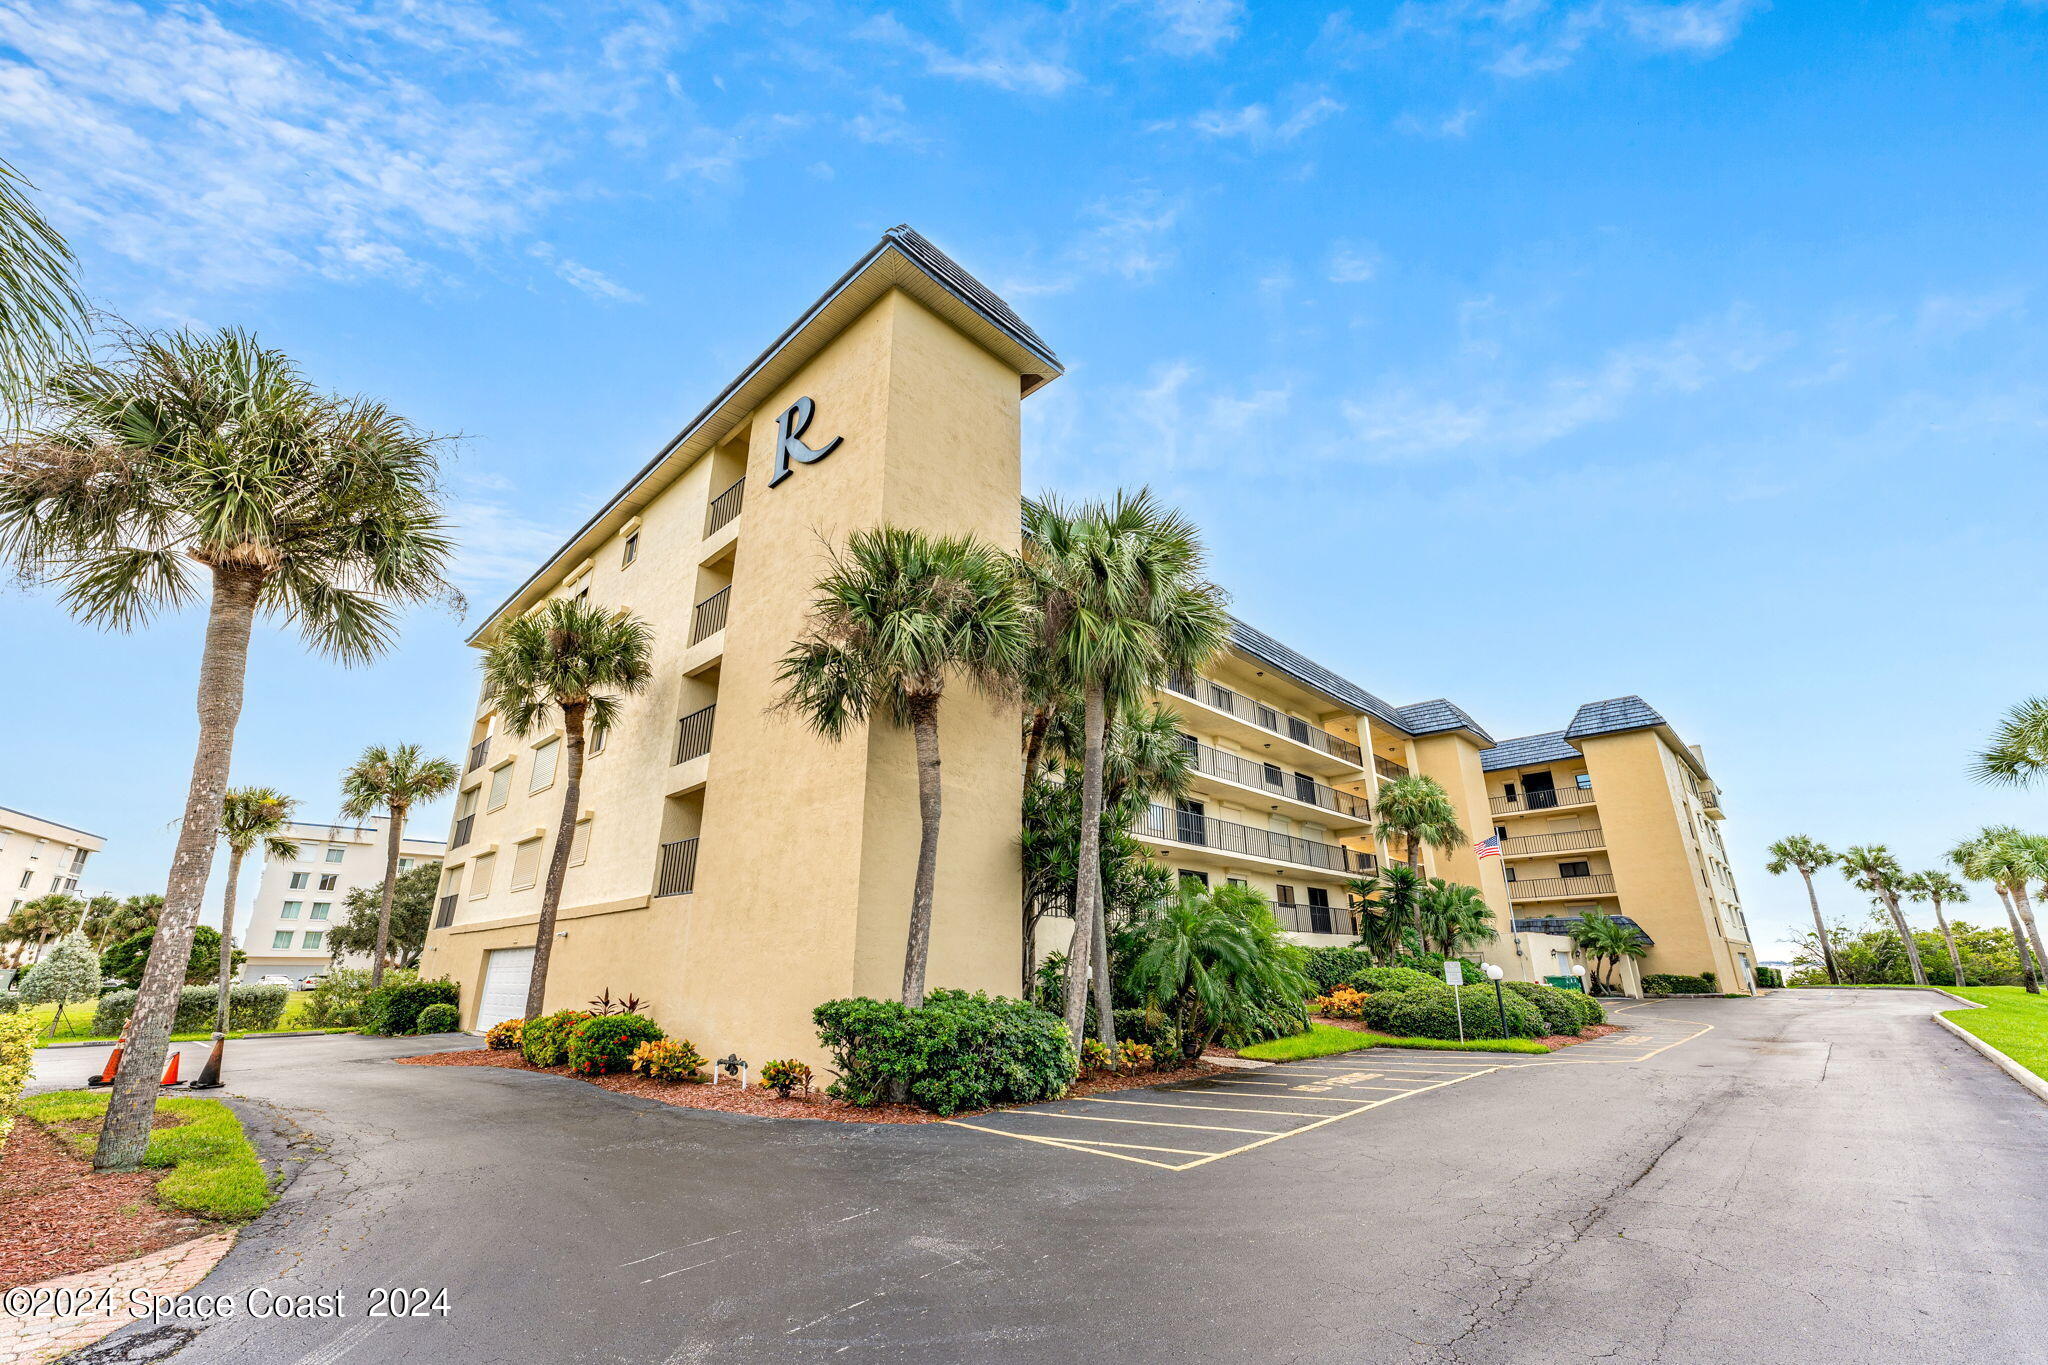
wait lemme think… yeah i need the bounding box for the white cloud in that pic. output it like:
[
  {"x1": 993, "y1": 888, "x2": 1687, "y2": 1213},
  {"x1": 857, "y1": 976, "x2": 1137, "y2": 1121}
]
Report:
[
  {"x1": 527, "y1": 243, "x2": 642, "y2": 303},
  {"x1": 1328, "y1": 242, "x2": 1383, "y2": 284},
  {"x1": 1145, "y1": 0, "x2": 1245, "y2": 56},
  {"x1": 1115, "y1": 360, "x2": 1293, "y2": 471},
  {"x1": 1397, "y1": 103, "x2": 1481, "y2": 138},
  {"x1": 1330, "y1": 0, "x2": 1765, "y2": 78},
  {"x1": 856, "y1": 13, "x2": 1078, "y2": 96},
  {"x1": 446, "y1": 497, "x2": 576, "y2": 591},
  {"x1": 1191, "y1": 91, "x2": 1344, "y2": 146},
  {"x1": 1072, "y1": 191, "x2": 1185, "y2": 281},
  {"x1": 1620, "y1": 0, "x2": 1765, "y2": 54}
]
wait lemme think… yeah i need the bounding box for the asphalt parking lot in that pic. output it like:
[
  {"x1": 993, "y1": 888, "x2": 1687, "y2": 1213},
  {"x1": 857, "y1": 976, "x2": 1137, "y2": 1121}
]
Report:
[{"x1": 23, "y1": 991, "x2": 2048, "y2": 1363}]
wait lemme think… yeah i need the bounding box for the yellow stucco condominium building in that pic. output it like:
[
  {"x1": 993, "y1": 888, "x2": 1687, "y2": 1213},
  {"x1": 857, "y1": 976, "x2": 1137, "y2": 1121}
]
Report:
[{"x1": 421, "y1": 225, "x2": 1751, "y2": 1067}]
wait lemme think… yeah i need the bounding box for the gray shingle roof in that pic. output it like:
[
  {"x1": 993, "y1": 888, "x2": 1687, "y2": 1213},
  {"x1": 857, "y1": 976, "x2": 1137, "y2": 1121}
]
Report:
[
  {"x1": 1480, "y1": 731, "x2": 1582, "y2": 772},
  {"x1": 885, "y1": 224, "x2": 1059, "y2": 370},
  {"x1": 1513, "y1": 914, "x2": 1654, "y2": 946},
  {"x1": 1396, "y1": 699, "x2": 1496, "y2": 745},
  {"x1": 1564, "y1": 696, "x2": 1667, "y2": 740},
  {"x1": 1226, "y1": 617, "x2": 1411, "y2": 733}
]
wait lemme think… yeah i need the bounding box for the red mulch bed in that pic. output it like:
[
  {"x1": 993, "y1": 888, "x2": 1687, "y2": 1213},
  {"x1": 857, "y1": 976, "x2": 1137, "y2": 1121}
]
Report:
[
  {"x1": 396, "y1": 1047, "x2": 1225, "y2": 1123},
  {"x1": 0, "y1": 1114, "x2": 210, "y2": 1291}
]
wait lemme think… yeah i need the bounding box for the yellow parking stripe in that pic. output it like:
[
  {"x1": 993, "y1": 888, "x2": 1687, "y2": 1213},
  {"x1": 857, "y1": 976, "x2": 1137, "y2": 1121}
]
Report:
[
  {"x1": 945, "y1": 1123, "x2": 1184, "y2": 1170},
  {"x1": 1171, "y1": 1070, "x2": 1494, "y2": 1172},
  {"x1": 1193, "y1": 1083, "x2": 1398, "y2": 1102},
  {"x1": 1002, "y1": 1109, "x2": 1293, "y2": 1135},
  {"x1": 1072, "y1": 1097, "x2": 1334, "y2": 1118}
]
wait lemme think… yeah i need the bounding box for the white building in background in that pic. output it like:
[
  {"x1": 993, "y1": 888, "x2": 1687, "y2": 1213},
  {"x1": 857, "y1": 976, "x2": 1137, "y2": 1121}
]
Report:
[
  {"x1": 2, "y1": 805, "x2": 103, "y2": 920},
  {"x1": 238, "y1": 818, "x2": 444, "y2": 986}
]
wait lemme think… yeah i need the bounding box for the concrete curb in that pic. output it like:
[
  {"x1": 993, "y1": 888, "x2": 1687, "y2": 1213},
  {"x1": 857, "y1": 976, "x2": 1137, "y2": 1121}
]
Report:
[
  {"x1": 1929, "y1": 1004, "x2": 2048, "y2": 1107},
  {"x1": 38, "y1": 1029, "x2": 346, "y2": 1051}
]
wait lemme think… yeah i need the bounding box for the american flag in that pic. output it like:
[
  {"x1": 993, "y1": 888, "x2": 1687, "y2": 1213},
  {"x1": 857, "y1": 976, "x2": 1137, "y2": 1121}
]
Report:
[{"x1": 1473, "y1": 834, "x2": 1502, "y2": 861}]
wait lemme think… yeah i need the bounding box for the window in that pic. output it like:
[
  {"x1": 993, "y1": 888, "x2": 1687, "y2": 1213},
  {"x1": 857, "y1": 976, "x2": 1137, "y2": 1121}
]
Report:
[
  {"x1": 302, "y1": 931, "x2": 324, "y2": 950},
  {"x1": 1559, "y1": 861, "x2": 1592, "y2": 880},
  {"x1": 1505, "y1": 866, "x2": 1517, "y2": 882},
  {"x1": 1178, "y1": 870, "x2": 1209, "y2": 887},
  {"x1": 1575, "y1": 772, "x2": 1592, "y2": 790},
  {"x1": 443, "y1": 863, "x2": 465, "y2": 898},
  {"x1": 1306, "y1": 887, "x2": 1333, "y2": 935},
  {"x1": 280, "y1": 901, "x2": 302, "y2": 919},
  {"x1": 289, "y1": 872, "x2": 310, "y2": 890},
  {"x1": 468, "y1": 852, "x2": 496, "y2": 898},
  {"x1": 570, "y1": 816, "x2": 593, "y2": 867},
  {"x1": 487, "y1": 762, "x2": 513, "y2": 811},
  {"x1": 1274, "y1": 885, "x2": 1296, "y2": 905},
  {"x1": 318, "y1": 873, "x2": 338, "y2": 891},
  {"x1": 399, "y1": 858, "x2": 414, "y2": 872},
  {"x1": 457, "y1": 786, "x2": 479, "y2": 819},
  {"x1": 310, "y1": 903, "x2": 330, "y2": 921},
  {"x1": 272, "y1": 930, "x2": 294, "y2": 949},
  {"x1": 325, "y1": 846, "x2": 346, "y2": 863},
  {"x1": 529, "y1": 738, "x2": 560, "y2": 794},
  {"x1": 622, "y1": 531, "x2": 639, "y2": 567},
  {"x1": 1226, "y1": 876, "x2": 1248, "y2": 888},
  {"x1": 511, "y1": 837, "x2": 544, "y2": 891},
  {"x1": 591, "y1": 725, "x2": 607, "y2": 756},
  {"x1": 17, "y1": 871, "x2": 30, "y2": 890}
]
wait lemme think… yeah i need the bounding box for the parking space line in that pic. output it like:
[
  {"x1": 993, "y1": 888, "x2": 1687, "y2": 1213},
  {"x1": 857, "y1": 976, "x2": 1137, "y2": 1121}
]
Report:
[
  {"x1": 1000, "y1": 1109, "x2": 1295, "y2": 1135},
  {"x1": 1170, "y1": 1069, "x2": 1495, "y2": 1172},
  {"x1": 1074, "y1": 1097, "x2": 1334, "y2": 1118},
  {"x1": 1193, "y1": 1082, "x2": 1400, "y2": 1101},
  {"x1": 991, "y1": 1134, "x2": 1221, "y2": 1156},
  {"x1": 945, "y1": 1123, "x2": 1185, "y2": 1170}
]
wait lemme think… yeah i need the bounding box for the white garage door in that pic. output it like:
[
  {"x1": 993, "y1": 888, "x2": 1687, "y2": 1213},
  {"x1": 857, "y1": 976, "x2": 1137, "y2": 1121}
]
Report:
[{"x1": 475, "y1": 947, "x2": 534, "y2": 1032}]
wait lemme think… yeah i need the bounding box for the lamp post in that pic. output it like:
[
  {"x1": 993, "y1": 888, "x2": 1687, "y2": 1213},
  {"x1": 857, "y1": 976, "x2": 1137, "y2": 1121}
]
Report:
[
  {"x1": 1483, "y1": 962, "x2": 1508, "y2": 1036},
  {"x1": 1572, "y1": 963, "x2": 1589, "y2": 997}
]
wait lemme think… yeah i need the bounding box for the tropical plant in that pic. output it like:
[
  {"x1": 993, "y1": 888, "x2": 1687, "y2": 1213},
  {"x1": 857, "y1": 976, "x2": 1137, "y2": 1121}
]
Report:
[
  {"x1": 566, "y1": 1013, "x2": 664, "y2": 1076},
  {"x1": 212, "y1": 787, "x2": 299, "y2": 1033},
  {"x1": 17, "y1": 930, "x2": 100, "y2": 1035},
  {"x1": 1976, "y1": 829, "x2": 2048, "y2": 982},
  {"x1": 812, "y1": 990, "x2": 1076, "y2": 1115},
  {"x1": 1566, "y1": 911, "x2": 1647, "y2": 993},
  {"x1": 1948, "y1": 829, "x2": 2039, "y2": 993},
  {"x1": 485, "y1": 1018, "x2": 524, "y2": 1051},
  {"x1": 760, "y1": 1058, "x2": 813, "y2": 1096},
  {"x1": 3, "y1": 893, "x2": 82, "y2": 964},
  {"x1": 1837, "y1": 844, "x2": 1927, "y2": 986},
  {"x1": 0, "y1": 156, "x2": 86, "y2": 410},
  {"x1": 1350, "y1": 864, "x2": 1426, "y2": 960},
  {"x1": 1764, "y1": 836, "x2": 1840, "y2": 984},
  {"x1": 0, "y1": 326, "x2": 457, "y2": 1170},
  {"x1": 1903, "y1": 870, "x2": 1970, "y2": 989},
  {"x1": 80, "y1": 894, "x2": 162, "y2": 952},
  {"x1": 1126, "y1": 879, "x2": 1312, "y2": 1054},
  {"x1": 521, "y1": 1008, "x2": 594, "y2": 1068},
  {"x1": 1417, "y1": 878, "x2": 1495, "y2": 956},
  {"x1": 1972, "y1": 697, "x2": 2048, "y2": 789},
  {"x1": 629, "y1": 1037, "x2": 705, "y2": 1081},
  {"x1": 481, "y1": 597, "x2": 653, "y2": 1019},
  {"x1": 299, "y1": 966, "x2": 373, "y2": 1029},
  {"x1": 338, "y1": 745, "x2": 458, "y2": 987},
  {"x1": 357, "y1": 974, "x2": 456, "y2": 1036},
  {"x1": 100, "y1": 926, "x2": 240, "y2": 988},
  {"x1": 779, "y1": 525, "x2": 1027, "y2": 1007},
  {"x1": 326, "y1": 862, "x2": 441, "y2": 970},
  {"x1": 1373, "y1": 774, "x2": 1466, "y2": 878},
  {"x1": 1023, "y1": 489, "x2": 1229, "y2": 1056}
]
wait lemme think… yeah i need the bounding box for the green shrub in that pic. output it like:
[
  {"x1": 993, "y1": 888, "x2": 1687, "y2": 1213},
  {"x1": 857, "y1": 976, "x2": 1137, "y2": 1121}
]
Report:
[
  {"x1": 759, "y1": 1058, "x2": 813, "y2": 1096},
  {"x1": 91, "y1": 984, "x2": 291, "y2": 1037},
  {"x1": 485, "y1": 1018, "x2": 524, "y2": 1051},
  {"x1": 567, "y1": 1013, "x2": 664, "y2": 1075},
  {"x1": 1503, "y1": 981, "x2": 1583, "y2": 1035},
  {"x1": 99, "y1": 926, "x2": 242, "y2": 987},
  {"x1": 1643, "y1": 973, "x2": 1715, "y2": 996},
  {"x1": 0, "y1": 1013, "x2": 36, "y2": 1145},
  {"x1": 359, "y1": 976, "x2": 459, "y2": 1036},
  {"x1": 1391, "y1": 952, "x2": 1481, "y2": 984},
  {"x1": 1111, "y1": 1008, "x2": 1180, "y2": 1068},
  {"x1": 1754, "y1": 966, "x2": 1783, "y2": 988},
  {"x1": 0, "y1": 992, "x2": 19, "y2": 1015},
  {"x1": 1384, "y1": 984, "x2": 1545, "y2": 1040},
  {"x1": 630, "y1": 1037, "x2": 705, "y2": 1081},
  {"x1": 1565, "y1": 992, "x2": 1605, "y2": 1027},
  {"x1": 1302, "y1": 947, "x2": 1375, "y2": 995},
  {"x1": 300, "y1": 967, "x2": 372, "y2": 1029},
  {"x1": 522, "y1": 1009, "x2": 593, "y2": 1067},
  {"x1": 1350, "y1": 966, "x2": 1440, "y2": 995},
  {"x1": 415, "y1": 1003, "x2": 460, "y2": 1034},
  {"x1": 1080, "y1": 1038, "x2": 1115, "y2": 1073},
  {"x1": 1117, "y1": 1040, "x2": 1153, "y2": 1071},
  {"x1": 813, "y1": 990, "x2": 1077, "y2": 1116}
]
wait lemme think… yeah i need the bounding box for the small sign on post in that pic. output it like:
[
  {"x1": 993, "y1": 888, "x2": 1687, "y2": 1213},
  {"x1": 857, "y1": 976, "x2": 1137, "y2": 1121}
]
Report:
[{"x1": 1444, "y1": 960, "x2": 1465, "y2": 1043}]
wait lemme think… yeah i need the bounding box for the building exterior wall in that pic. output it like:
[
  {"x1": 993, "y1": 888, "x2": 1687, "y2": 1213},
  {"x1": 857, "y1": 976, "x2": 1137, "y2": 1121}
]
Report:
[
  {"x1": 239, "y1": 818, "x2": 445, "y2": 986},
  {"x1": 0, "y1": 806, "x2": 102, "y2": 923}
]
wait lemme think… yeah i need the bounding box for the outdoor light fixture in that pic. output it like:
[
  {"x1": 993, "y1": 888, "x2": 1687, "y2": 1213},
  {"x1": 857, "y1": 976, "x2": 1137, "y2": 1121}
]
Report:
[{"x1": 1483, "y1": 962, "x2": 1509, "y2": 1036}]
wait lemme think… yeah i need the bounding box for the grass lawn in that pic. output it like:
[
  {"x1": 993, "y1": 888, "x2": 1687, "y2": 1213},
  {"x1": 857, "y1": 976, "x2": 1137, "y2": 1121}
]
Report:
[
  {"x1": 1937, "y1": 986, "x2": 2048, "y2": 1084},
  {"x1": 18, "y1": 990, "x2": 326, "y2": 1048},
  {"x1": 1238, "y1": 1023, "x2": 1551, "y2": 1062},
  {"x1": 24, "y1": 1089, "x2": 275, "y2": 1220}
]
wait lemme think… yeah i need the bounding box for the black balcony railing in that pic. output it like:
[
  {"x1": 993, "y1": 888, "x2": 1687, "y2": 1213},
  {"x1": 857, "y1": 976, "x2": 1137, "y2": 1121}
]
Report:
[
  {"x1": 434, "y1": 894, "x2": 456, "y2": 929},
  {"x1": 1272, "y1": 899, "x2": 1350, "y2": 935},
  {"x1": 1500, "y1": 828, "x2": 1605, "y2": 857},
  {"x1": 1507, "y1": 872, "x2": 1616, "y2": 901},
  {"x1": 452, "y1": 814, "x2": 475, "y2": 848},
  {"x1": 1140, "y1": 804, "x2": 1370, "y2": 874},
  {"x1": 1181, "y1": 737, "x2": 1368, "y2": 820},
  {"x1": 674, "y1": 704, "x2": 716, "y2": 764},
  {"x1": 1490, "y1": 785, "x2": 1596, "y2": 816},
  {"x1": 655, "y1": 838, "x2": 699, "y2": 897},
  {"x1": 1373, "y1": 755, "x2": 1410, "y2": 781},
  {"x1": 467, "y1": 737, "x2": 489, "y2": 772},
  {"x1": 690, "y1": 587, "x2": 731, "y2": 644},
  {"x1": 706, "y1": 477, "x2": 745, "y2": 535},
  {"x1": 1160, "y1": 673, "x2": 1366, "y2": 766}
]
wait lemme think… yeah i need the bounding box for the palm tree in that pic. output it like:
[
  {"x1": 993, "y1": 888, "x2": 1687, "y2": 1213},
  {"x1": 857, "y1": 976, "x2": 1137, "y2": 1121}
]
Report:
[
  {"x1": 484, "y1": 597, "x2": 654, "y2": 1020},
  {"x1": 1838, "y1": 845, "x2": 1927, "y2": 986},
  {"x1": 82, "y1": 894, "x2": 162, "y2": 952},
  {"x1": 1903, "y1": 870, "x2": 1969, "y2": 987},
  {"x1": 1024, "y1": 490, "x2": 1229, "y2": 1055},
  {"x1": 212, "y1": 788, "x2": 300, "y2": 1032},
  {"x1": 1972, "y1": 697, "x2": 2048, "y2": 788},
  {"x1": 1372, "y1": 775, "x2": 1465, "y2": 943},
  {"x1": 0, "y1": 327, "x2": 457, "y2": 1171},
  {"x1": 1949, "y1": 830, "x2": 2039, "y2": 994},
  {"x1": 1978, "y1": 830, "x2": 2048, "y2": 980},
  {"x1": 1126, "y1": 879, "x2": 1311, "y2": 1056},
  {"x1": 1567, "y1": 911, "x2": 1647, "y2": 993},
  {"x1": 1764, "y1": 836, "x2": 1840, "y2": 984},
  {"x1": 1350, "y1": 864, "x2": 1427, "y2": 961},
  {"x1": 1419, "y1": 879, "x2": 1495, "y2": 956},
  {"x1": 338, "y1": 745, "x2": 458, "y2": 987},
  {"x1": 5, "y1": 893, "x2": 83, "y2": 962},
  {"x1": 0, "y1": 157, "x2": 86, "y2": 408}
]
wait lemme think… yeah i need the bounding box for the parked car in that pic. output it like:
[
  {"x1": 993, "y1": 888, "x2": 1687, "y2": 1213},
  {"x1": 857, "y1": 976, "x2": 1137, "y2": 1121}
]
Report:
[
  {"x1": 298, "y1": 972, "x2": 327, "y2": 988},
  {"x1": 253, "y1": 974, "x2": 297, "y2": 987}
]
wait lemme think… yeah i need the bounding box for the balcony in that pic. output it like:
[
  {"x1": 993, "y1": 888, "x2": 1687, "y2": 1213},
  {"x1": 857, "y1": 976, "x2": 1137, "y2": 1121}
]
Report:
[
  {"x1": 674, "y1": 704, "x2": 716, "y2": 764},
  {"x1": 1272, "y1": 899, "x2": 1355, "y2": 936},
  {"x1": 1500, "y1": 828, "x2": 1605, "y2": 857},
  {"x1": 1161, "y1": 673, "x2": 1365, "y2": 768},
  {"x1": 1373, "y1": 755, "x2": 1409, "y2": 781},
  {"x1": 655, "y1": 838, "x2": 699, "y2": 897},
  {"x1": 452, "y1": 814, "x2": 475, "y2": 848},
  {"x1": 467, "y1": 737, "x2": 489, "y2": 772},
  {"x1": 1181, "y1": 738, "x2": 1369, "y2": 823},
  {"x1": 434, "y1": 894, "x2": 456, "y2": 929},
  {"x1": 1508, "y1": 872, "x2": 1616, "y2": 902},
  {"x1": 706, "y1": 477, "x2": 745, "y2": 535},
  {"x1": 1490, "y1": 785, "x2": 1596, "y2": 816},
  {"x1": 1139, "y1": 804, "x2": 1372, "y2": 876},
  {"x1": 689, "y1": 587, "x2": 731, "y2": 645}
]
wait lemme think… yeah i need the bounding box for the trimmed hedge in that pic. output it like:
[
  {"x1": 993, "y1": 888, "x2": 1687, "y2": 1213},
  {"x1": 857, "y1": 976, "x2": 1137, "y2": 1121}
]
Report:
[
  {"x1": 814, "y1": 990, "x2": 1077, "y2": 1116},
  {"x1": 1754, "y1": 966, "x2": 1783, "y2": 988},
  {"x1": 522, "y1": 1009, "x2": 593, "y2": 1067},
  {"x1": 92, "y1": 984, "x2": 290, "y2": 1037},
  {"x1": 1504, "y1": 981, "x2": 1582, "y2": 1035},
  {"x1": 1383, "y1": 985, "x2": 1546, "y2": 1041},
  {"x1": 360, "y1": 977, "x2": 460, "y2": 1036},
  {"x1": 1302, "y1": 947, "x2": 1375, "y2": 995},
  {"x1": 568, "y1": 1013, "x2": 664, "y2": 1076},
  {"x1": 1351, "y1": 966, "x2": 1440, "y2": 995},
  {"x1": 1643, "y1": 973, "x2": 1715, "y2": 996},
  {"x1": 0, "y1": 1013, "x2": 36, "y2": 1145},
  {"x1": 415, "y1": 1003, "x2": 460, "y2": 1034}
]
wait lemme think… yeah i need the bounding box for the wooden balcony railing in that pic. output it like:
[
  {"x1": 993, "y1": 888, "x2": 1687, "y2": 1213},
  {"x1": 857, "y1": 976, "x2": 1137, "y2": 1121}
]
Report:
[
  {"x1": 706, "y1": 477, "x2": 745, "y2": 535},
  {"x1": 655, "y1": 838, "x2": 699, "y2": 897},
  {"x1": 1490, "y1": 785, "x2": 1596, "y2": 816},
  {"x1": 689, "y1": 587, "x2": 731, "y2": 644},
  {"x1": 674, "y1": 704, "x2": 716, "y2": 764}
]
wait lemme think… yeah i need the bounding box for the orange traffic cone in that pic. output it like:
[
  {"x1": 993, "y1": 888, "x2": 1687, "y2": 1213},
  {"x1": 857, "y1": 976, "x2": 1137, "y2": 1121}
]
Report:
[
  {"x1": 159, "y1": 1050, "x2": 182, "y2": 1087},
  {"x1": 87, "y1": 1026, "x2": 128, "y2": 1087}
]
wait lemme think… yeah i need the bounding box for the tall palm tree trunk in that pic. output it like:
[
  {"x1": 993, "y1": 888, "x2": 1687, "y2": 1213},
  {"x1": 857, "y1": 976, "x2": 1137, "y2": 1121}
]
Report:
[
  {"x1": 1799, "y1": 869, "x2": 1840, "y2": 984},
  {"x1": 1928, "y1": 896, "x2": 1964, "y2": 987},
  {"x1": 1022, "y1": 707, "x2": 1050, "y2": 792},
  {"x1": 525, "y1": 706, "x2": 587, "y2": 1020},
  {"x1": 214, "y1": 845, "x2": 244, "y2": 1034},
  {"x1": 2010, "y1": 882, "x2": 2048, "y2": 979},
  {"x1": 1092, "y1": 867, "x2": 1116, "y2": 1051},
  {"x1": 1061, "y1": 683, "x2": 1108, "y2": 1055},
  {"x1": 369, "y1": 802, "x2": 406, "y2": 987},
  {"x1": 1883, "y1": 893, "x2": 1928, "y2": 985},
  {"x1": 902, "y1": 699, "x2": 943, "y2": 1008},
  {"x1": 98, "y1": 567, "x2": 260, "y2": 1171},
  {"x1": 1997, "y1": 887, "x2": 2041, "y2": 993}
]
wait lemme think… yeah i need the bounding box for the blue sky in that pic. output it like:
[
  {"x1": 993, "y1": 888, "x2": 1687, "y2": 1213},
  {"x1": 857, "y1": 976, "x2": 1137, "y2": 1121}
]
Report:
[{"x1": 4, "y1": 0, "x2": 2047, "y2": 958}]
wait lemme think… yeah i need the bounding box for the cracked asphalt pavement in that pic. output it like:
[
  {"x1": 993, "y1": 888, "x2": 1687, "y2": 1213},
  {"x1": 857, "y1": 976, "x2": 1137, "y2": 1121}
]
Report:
[{"x1": 23, "y1": 989, "x2": 2048, "y2": 1363}]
